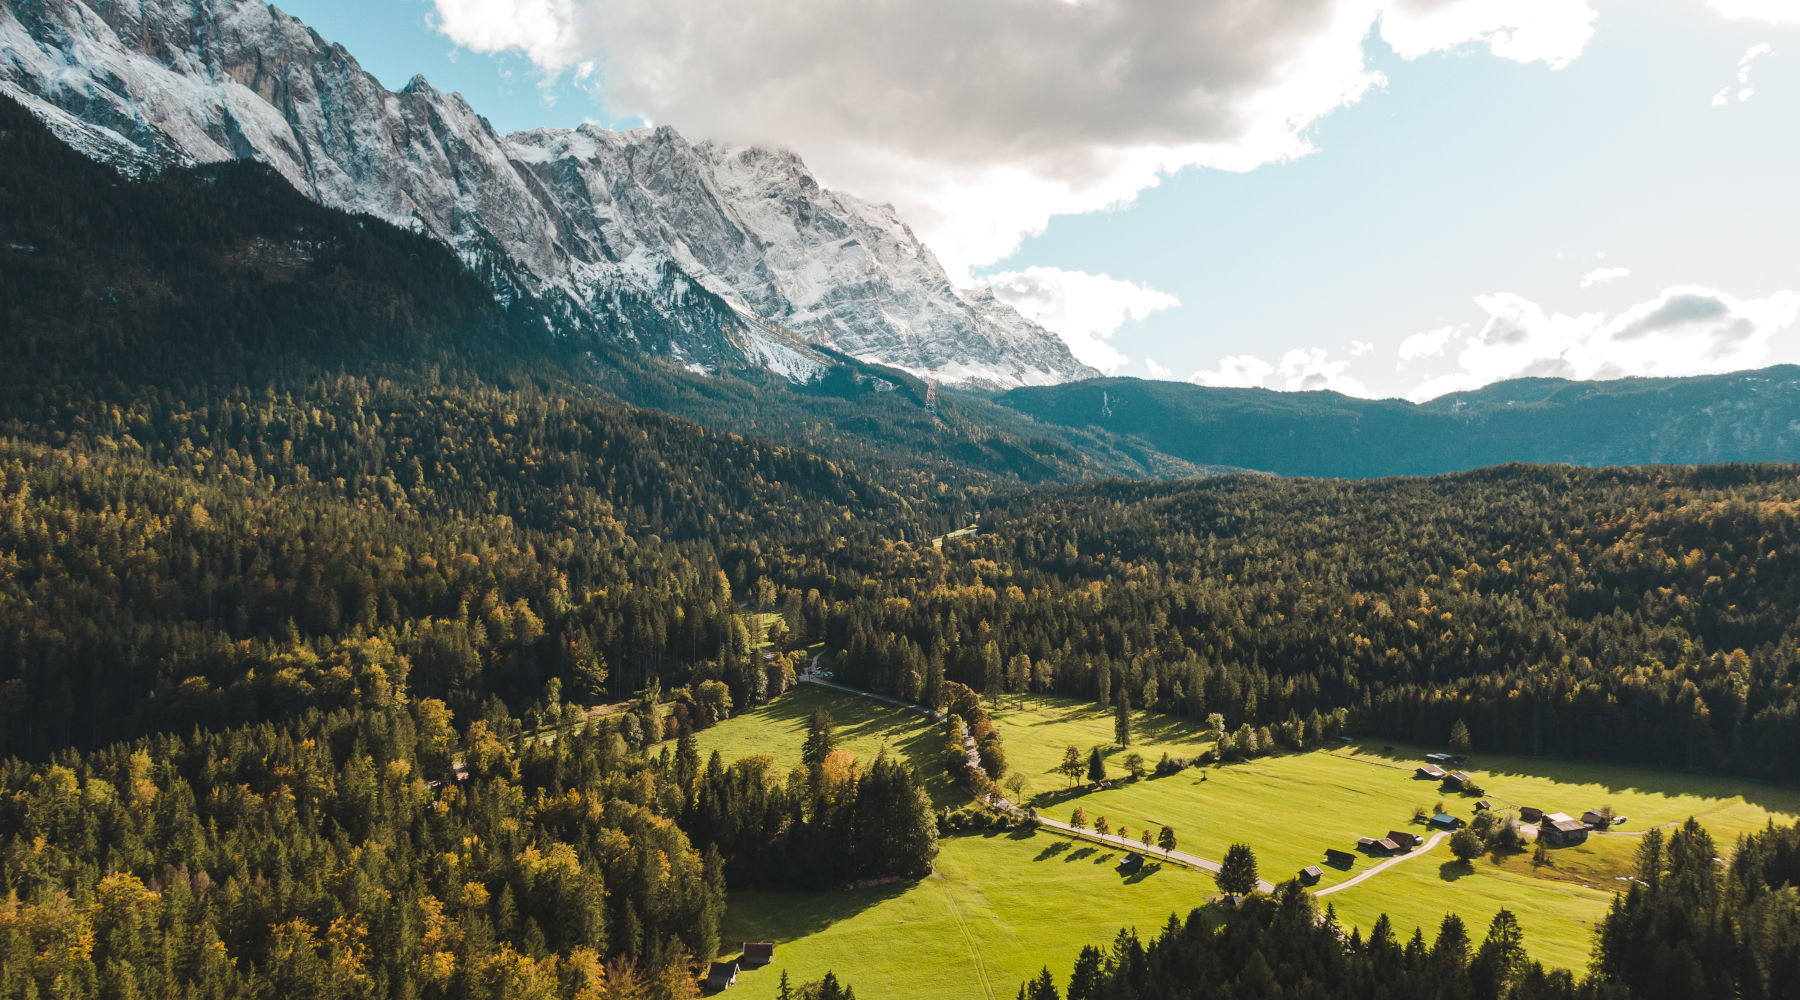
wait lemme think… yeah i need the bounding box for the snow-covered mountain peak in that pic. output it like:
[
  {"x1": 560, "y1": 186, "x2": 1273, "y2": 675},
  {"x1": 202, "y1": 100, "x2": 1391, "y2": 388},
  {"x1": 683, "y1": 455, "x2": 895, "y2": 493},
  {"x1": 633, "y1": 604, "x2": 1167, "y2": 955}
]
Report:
[{"x1": 0, "y1": 0, "x2": 1097, "y2": 387}]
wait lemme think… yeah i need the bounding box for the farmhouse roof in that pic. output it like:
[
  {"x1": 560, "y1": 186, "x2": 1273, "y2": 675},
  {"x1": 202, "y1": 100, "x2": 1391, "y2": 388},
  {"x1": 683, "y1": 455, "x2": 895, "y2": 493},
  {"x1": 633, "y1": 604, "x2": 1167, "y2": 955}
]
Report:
[
  {"x1": 1543, "y1": 812, "x2": 1576, "y2": 825},
  {"x1": 1548, "y1": 819, "x2": 1588, "y2": 833},
  {"x1": 1376, "y1": 838, "x2": 1400, "y2": 853},
  {"x1": 1431, "y1": 813, "x2": 1459, "y2": 827},
  {"x1": 1303, "y1": 865, "x2": 1323, "y2": 878},
  {"x1": 1447, "y1": 771, "x2": 1472, "y2": 784},
  {"x1": 742, "y1": 942, "x2": 774, "y2": 962},
  {"x1": 1582, "y1": 810, "x2": 1608, "y2": 826},
  {"x1": 1387, "y1": 831, "x2": 1422, "y2": 847},
  {"x1": 1417, "y1": 764, "x2": 1447, "y2": 779},
  {"x1": 1324, "y1": 848, "x2": 1357, "y2": 865},
  {"x1": 705, "y1": 961, "x2": 739, "y2": 988}
]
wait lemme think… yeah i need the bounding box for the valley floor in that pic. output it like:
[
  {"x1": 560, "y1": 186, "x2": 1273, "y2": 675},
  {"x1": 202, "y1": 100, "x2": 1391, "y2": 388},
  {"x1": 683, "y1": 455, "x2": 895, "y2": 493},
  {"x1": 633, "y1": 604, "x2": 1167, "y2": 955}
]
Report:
[{"x1": 697, "y1": 687, "x2": 1800, "y2": 990}]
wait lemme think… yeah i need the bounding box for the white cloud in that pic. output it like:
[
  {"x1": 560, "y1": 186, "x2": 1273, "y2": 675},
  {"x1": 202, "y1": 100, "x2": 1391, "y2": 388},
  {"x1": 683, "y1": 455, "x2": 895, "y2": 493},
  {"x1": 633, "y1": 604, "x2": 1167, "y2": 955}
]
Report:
[
  {"x1": 1144, "y1": 358, "x2": 1174, "y2": 379},
  {"x1": 1278, "y1": 347, "x2": 1375, "y2": 396},
  {"x1": 430, "y1": 0, "x2": 1598, "y2": 278},
  {"x1": 1189, "y1": 354, "x2": 1276, "y2": 389},
  {"x1": 1350, "y1": 339, "x2": 1376, "y2": 355},
  {"x1": 1709, "y1": 0, "x2": 1800, "y2": 25},
  {"x1": 1398, "y1": 325, "x2": 1458, "y2": 363},
  {"x1": 1581, "y1": 266, "x2": 1631, "y2": 287},
  {"x1": 1407, "y1": 285, "x2": 1800, "y2": 400},
  {"x1": 1714, "y1": 43, "x2": 1774, "y2": 106},
  {"x1": 977, "y1": 266, "x2": 1179, "y2": 374}
]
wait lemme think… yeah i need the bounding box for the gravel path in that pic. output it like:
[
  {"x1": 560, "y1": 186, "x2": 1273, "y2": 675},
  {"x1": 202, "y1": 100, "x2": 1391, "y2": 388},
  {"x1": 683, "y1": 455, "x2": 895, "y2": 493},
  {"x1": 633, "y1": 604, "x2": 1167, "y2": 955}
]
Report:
[{"x1": 1313, "y1": 831, "x2": 1452, "y2": 897}]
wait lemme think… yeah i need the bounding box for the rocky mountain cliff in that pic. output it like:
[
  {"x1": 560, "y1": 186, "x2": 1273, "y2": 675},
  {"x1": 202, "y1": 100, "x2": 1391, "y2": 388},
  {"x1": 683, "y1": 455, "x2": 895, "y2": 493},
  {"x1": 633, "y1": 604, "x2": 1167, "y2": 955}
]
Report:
[{"x1": 0, "y1": 0, "x2": 1095, "y2": 387}]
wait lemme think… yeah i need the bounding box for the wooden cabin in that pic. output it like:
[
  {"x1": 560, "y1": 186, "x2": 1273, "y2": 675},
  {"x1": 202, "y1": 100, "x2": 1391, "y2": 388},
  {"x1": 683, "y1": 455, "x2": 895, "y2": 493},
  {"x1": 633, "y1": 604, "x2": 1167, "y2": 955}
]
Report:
[
  {"x1": 1387, "y1": 831, "x2": 1422, "y2": 849},
  {"x1": 1299, "y1": 866, "x2": 1323, "y2": 885},
  {"x1": 1582, "y1": 810, "x2": 1609, "y2": 828},
  {"x1": 1118, "y1": 852, "x2": 1144, "y2": 873},
  {"x1": 1520, "y1": 806, "x2": 1543, "y2": 822},
  {"x1": 706, "y1": 962, "x2": 739, "y2": 992},
  {"x1": 741, "y1": 943, "x2": 775, "y2": 967},
  {"x1": 1416, "y1": 764, "x2": 1447, "y2": 780},
  {"x1": 1324, "y1": 848, "x2": 1357, "y2": 868},
  {"x1": 1430, "y1": 813, "x2": 1461, "y2": 830}
]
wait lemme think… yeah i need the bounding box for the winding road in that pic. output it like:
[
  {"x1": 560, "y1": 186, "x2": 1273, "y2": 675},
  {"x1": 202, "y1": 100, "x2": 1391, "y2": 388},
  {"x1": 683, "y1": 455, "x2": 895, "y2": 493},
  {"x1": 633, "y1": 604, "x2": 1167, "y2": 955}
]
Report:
[{"x1": 1313, "y1": 831, "x2": 1451, "y2": 896}]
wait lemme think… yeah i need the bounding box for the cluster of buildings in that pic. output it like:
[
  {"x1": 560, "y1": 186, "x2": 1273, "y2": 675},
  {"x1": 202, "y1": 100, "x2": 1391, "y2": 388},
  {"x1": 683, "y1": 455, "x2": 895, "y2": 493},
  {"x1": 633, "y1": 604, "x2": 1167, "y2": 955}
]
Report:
[{"x1": 706, "y1": 942, "x2": 776, "y2": 993}]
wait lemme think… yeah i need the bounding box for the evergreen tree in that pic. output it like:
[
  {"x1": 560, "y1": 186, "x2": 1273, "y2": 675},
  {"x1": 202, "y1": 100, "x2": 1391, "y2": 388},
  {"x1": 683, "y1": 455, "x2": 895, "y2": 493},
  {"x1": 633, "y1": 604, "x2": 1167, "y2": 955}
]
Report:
[{"x1": 1216, "y1": 843, "x2": 1260, "y2": 895}]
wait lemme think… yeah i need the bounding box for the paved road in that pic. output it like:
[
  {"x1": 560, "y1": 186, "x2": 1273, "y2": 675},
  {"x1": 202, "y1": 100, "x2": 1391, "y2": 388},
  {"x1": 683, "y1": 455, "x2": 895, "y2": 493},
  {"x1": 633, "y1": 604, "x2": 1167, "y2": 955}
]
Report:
[
  {"x1": 1313, "y1": 831, "x2": 1451, "y2": 897},
  {"x1": 1033, "y1": 816, "x2": 1277, "y2": 893}
]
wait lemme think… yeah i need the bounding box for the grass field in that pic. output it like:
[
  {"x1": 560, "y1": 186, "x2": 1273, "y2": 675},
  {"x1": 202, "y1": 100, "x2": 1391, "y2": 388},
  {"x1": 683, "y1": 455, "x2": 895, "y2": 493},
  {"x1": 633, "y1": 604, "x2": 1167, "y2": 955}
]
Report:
[
  {"x1": 696, "y1": 687, "x2": 1800, "y2": 976},
  {"x1": 688, "y1": 683, "x2": 961, "y2": 807},
  {"x1": 723, "y1": 830, "x2": 1215, "y2": 1000},
  {"x1": 997, "y1": 704, "x2": 1800, "y2": 970},
  {"x1": 985, "y1": 698, "x2": 1217, "y2": 797}
]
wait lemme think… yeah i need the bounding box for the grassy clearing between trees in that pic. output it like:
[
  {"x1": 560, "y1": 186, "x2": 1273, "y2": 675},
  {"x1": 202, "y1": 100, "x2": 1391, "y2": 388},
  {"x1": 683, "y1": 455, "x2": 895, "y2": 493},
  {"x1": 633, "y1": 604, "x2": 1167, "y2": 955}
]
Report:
[
  {"x1": 1004, "y1": 706, "x2": 1800, "y2": 969},
  {"x1": 722, "y1": 830, "x2": 1215, "y2": 1000},
  {"x1": 700, "y1": 688, "x2": 1800, "y2": 976},
  {"x1": 688, "y1": 683, "x2": 962, "y2": 807}
]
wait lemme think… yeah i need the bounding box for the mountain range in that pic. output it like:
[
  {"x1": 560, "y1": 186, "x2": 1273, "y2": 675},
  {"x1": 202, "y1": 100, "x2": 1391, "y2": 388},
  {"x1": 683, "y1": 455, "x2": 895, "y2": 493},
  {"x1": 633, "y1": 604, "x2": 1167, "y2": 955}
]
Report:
[
  {"x1": 5, "y1": 0, "x2": 1800, "y2": 482},
  {"x1": 998, "y1": 372, "x2": 1800, "y2": 477},
  {"x1": 0, "y1": 0, "x2": 1095, "y2": 388}
]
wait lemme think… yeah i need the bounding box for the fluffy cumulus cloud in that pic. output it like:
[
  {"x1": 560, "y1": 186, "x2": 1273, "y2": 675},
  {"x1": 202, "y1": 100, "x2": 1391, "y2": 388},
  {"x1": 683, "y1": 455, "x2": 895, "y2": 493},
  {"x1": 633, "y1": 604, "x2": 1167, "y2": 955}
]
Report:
[
  {"x1": 1398, "y1": 325, "x2": 1458, "y2": 363},
  {"x1": 429, "y1": 0, "x2": 1598, "y2": 278},
  {"x1": 1708, "y1": 0, "x2": 1800, "y2": 25},
  {"x1": 1277, "y1": 348, "x2": 1375, "y2": 395},
  {"x1": 1715, "y1": 43, "x2": 1774, "y2": 106},
  {"x1": 976, "y1": 266, "x2": 1179, "y2": 373},
  {"x1": 1581, "y1": 265, "x2": 1632, "y2": 287},
  {"x1": 1144, "y1": 358, "x2": 1174, "y2": 379},
  {"x1": 1189, "y1": 354, "x2": 1277, "y2": 389},
  {"x1": 1407, "y1": 285, "x2": 1800, "y2": 400}
]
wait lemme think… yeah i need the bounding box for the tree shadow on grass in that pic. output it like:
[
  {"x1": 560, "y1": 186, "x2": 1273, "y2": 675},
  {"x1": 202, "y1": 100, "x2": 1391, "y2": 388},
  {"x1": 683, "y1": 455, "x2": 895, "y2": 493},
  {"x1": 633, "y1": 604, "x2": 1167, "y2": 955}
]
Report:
[
  {"x1": 1340, "y1": 738, "x2": 1800, "y2": 822},
  {"x1": 1035, "y1": 840, "x2": 1070, "y2": 861},
  {"x1": 1439, "y1": 860, "x2": 1474, "y2": 882},
  {"x1": 721, "y1": 877, "x2": 917, "y2": 946},
  {"x1": 1123, "y1": 862, "x2": 1165, "y2": 884},
  {"x1": 1065, "y1": 846, "x2": 1097, "y2": 863}
]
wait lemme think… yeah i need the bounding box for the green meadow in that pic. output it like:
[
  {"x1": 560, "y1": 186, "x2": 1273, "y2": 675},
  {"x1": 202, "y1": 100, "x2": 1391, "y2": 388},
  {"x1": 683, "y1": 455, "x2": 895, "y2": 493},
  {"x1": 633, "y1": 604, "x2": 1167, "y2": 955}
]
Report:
[
  {"x1": 689, "y1": 682, "x2": 961, "y2": 807},
  {"x1": 723, "y1": 831, "x2": 1214, "y2": 1000},
  {"x1": 694, "y1": 687, "x2": 1800, "y2": 977}
]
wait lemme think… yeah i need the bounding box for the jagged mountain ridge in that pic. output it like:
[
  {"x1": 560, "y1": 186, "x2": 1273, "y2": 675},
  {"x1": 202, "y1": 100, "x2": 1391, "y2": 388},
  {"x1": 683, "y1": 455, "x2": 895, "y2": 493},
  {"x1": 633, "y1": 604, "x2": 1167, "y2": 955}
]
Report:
[{"x1": 0, "y1": 0, "x2": 1095, "y2": 387}]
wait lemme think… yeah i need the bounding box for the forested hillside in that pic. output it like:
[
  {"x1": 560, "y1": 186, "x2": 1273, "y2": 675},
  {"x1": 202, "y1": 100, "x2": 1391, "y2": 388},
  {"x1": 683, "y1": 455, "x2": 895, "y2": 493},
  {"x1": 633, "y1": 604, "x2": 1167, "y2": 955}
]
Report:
[
  {"x1": 998, "y1": 372, "x2": 1800, "y2": 477},
  {"x1": 787, "y1": 466, "x2": 1800, "y2": 779}
]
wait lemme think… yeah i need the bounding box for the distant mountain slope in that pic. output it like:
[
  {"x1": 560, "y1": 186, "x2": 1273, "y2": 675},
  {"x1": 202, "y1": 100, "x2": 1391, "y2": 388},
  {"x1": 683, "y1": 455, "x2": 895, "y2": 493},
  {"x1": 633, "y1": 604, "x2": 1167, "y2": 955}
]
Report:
[
  {"x1": 0, "y1": 94, "x2": 1187, "y2": 496},
  {"x1": 0, "y1": 0, "x2": 1093, "y2": 387},
  {"x1": 997, "y1": 370, "x2": 1800, "y2": 476}
]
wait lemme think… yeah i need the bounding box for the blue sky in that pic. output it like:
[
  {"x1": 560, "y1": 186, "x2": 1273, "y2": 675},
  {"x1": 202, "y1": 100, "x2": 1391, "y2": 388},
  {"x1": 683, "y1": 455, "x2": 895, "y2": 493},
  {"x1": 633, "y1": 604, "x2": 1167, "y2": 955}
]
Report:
[{"x1": 280, "y1": 0, "x2": 1799, "y2": 398}]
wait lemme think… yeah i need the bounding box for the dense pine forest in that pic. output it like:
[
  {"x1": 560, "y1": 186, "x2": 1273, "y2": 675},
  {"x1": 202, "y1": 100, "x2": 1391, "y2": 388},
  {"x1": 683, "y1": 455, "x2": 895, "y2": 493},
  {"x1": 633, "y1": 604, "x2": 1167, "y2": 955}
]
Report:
[{"x1": 7, "y1": 91, "x2": 1800, "y2": 998}]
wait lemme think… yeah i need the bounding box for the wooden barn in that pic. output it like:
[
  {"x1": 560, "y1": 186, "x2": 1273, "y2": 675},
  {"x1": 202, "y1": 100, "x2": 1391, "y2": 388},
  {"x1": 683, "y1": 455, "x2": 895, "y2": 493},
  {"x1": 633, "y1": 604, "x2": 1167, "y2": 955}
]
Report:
[
  {"x1": 1118, "y1": 852, "x2": 1144, "y2": 874},
  {"x1": 1520, "y1": 806, "x2": 1543, "y2": 822},
  {"x1": 1324, "y1": 848, "x2": 1357, "y2": 868},
  {"x1": 1443, "y1": 771, "x2": 1473, "y2": 790},
  {"x1": 741, "y1": 943, "x2": 775, "y2": 967},
  {"x1": 1416, "y1": 764, "x2": 1447, "y2": 780},
  {"x1": 1541, "y1": 813, "x2": 1589, "y2": 846},
  {"x1": 706, "y1": 962, "x2": 739, "y2": 992},
  {"x1": 1299, "y1": 866, "x2": 1323, "y2": 885},
  {"x1": 1430, "y1": 813, "x2": 1461, "y2": 830},
  {"x1": 1582, "y1": 810, "x2": 1610, "y2": 828},
  {"x1": 1387, "y1": 830, "x2": 1422, "y2": 849}
]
